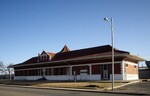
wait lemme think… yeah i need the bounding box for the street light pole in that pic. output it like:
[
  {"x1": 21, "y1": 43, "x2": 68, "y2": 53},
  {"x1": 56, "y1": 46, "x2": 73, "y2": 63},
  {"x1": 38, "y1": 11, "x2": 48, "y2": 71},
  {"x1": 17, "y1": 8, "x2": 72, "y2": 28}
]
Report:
[{"x1": 104, "y1": 17, "x2": 114, "y2": 90}]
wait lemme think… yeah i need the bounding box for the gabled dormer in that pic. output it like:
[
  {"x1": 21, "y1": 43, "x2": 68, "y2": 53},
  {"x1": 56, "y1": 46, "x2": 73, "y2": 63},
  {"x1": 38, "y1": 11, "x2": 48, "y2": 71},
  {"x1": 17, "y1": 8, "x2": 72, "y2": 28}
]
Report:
[
  {"x1": 60, "y1": 45, "x2": 70, "y2": 53},
  {"x1": 37, "y1": 50, "x2": 55, "y2": 62}
]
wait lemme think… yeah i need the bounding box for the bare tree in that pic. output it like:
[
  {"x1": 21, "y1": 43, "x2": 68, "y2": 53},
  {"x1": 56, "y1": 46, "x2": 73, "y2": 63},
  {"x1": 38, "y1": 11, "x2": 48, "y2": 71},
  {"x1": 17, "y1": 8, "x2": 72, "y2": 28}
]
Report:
[
  {"x1": 7, "y1": 63, "x2": 14, "y2": 80},
  {"x1": 0, "y1": 61, "x2": 6, "y2": 75},
  {"x1": 0, "y1": 61, "x2": 2, "y2": 72},
  {"x1": 0, "y1": 61, "x2": 14, "y2": 79}
]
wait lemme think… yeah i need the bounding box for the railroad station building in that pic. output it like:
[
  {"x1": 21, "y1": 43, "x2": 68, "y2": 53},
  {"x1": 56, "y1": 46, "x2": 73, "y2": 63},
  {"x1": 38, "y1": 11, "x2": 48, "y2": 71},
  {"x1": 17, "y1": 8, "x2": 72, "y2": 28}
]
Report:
[{"x1": 11, "y1": 45, "x2": 144, "y2": 81}]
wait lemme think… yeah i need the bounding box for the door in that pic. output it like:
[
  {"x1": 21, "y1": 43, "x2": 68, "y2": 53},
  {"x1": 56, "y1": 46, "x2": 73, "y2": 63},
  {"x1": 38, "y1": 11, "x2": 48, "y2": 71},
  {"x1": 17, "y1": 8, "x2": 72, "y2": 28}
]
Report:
[
  {"x1": 102, "y1": 65, "x2": 109, "y2": 80},
  {"x1": 103, "y1": 70, "x2": 108, "y2": 80}
]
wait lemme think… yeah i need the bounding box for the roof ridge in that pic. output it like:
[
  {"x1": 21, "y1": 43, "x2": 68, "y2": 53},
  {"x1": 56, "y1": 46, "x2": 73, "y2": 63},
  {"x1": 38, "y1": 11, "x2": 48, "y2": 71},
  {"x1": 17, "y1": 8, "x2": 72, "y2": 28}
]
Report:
[{"x1": 60, "y1": 45, "x2": 111, "y2": 53}]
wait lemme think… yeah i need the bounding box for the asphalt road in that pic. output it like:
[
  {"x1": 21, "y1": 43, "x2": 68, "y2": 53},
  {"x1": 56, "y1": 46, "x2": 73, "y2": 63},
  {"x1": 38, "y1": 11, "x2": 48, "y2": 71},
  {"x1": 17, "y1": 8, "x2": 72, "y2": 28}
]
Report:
[
  {"x1": 115, "y1": 81, "x2": 150, "y2": 95},
  {"x1": 0, "y1": 82, "x2": 149, "y2": 96}
]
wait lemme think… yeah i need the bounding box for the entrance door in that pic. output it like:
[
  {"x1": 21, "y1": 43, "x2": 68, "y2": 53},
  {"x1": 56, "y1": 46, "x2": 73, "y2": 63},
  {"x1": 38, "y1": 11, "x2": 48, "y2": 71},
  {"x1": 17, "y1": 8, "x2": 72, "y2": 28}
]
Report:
[{"x1": 102, "y1": 65, "x2": 109, "y2": 80}]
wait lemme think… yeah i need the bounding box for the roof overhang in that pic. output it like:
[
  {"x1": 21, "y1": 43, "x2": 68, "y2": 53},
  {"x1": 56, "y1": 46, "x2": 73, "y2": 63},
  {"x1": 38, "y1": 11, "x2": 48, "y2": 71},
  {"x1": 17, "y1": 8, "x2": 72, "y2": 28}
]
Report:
[
  {"x1": 10, "y1": 53, "x2": 145, "y2": 68},
  {"x1": 126, "y1": 54, "x2": 145, "y2": 61}
]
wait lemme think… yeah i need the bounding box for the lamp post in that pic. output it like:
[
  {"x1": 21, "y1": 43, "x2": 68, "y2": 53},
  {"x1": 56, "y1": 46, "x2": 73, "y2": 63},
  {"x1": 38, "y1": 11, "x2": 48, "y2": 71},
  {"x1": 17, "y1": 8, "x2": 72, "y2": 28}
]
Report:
[{"x1": 104, "y1": 17, "x2": 114, "y2": 90}]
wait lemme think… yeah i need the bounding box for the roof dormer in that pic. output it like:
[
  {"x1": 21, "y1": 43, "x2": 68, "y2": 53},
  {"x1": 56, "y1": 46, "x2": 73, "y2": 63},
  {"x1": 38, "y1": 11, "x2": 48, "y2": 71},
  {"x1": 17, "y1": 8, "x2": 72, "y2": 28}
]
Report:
[
  {"x1": 60, "y1": 45, "x2": 70, "y2": 53},
  {"x1": 37, "y1": 50, "x2": 55, "y2": 62}
]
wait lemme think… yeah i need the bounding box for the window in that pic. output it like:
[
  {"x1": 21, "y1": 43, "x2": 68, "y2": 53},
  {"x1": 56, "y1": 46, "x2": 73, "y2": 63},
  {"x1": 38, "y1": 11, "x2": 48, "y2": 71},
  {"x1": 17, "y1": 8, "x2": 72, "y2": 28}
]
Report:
[
  {"x1": 126, "y1": 64, "x2": 128, "y2": 67},
  {"x1": 40, "y1": 55, "x2": 42, "y2": 61},
  {"x1": 45, "y1": 55, "x2": 47, "y2": 60},
  {"x1": 103, "y1": 65, "x2": 108, "y2": 70},
  {"x1": 53, "y1": 68, "x2": 66, "y2": 75},
  {"x1": 60, "y1": 68, "x2": 64, "y2": 75},
  {"x1": 134, "y1": 65, "x2": 137, "y2": 68},
  {"x1": 42, "y1": 55, "x2": 44, "y2": 60}
]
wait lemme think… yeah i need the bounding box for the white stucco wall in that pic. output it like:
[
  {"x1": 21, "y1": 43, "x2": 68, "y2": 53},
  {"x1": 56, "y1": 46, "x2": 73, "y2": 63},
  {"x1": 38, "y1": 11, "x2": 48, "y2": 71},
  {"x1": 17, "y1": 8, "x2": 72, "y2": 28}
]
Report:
[
  {"x1": 90, "y1": 75, "x2": 101, "y2": 80},
  {"x1": 14, "y1": 76, "x2": 42, "y2": 80},
  {"x1": 124, "y1": 74, "x2": 139, "y2": 80},
  {"x1": 110, "y1": 74, "x2": 123, "y2": 80},
  {"x1": 14, "y1": 74, "x2": 138, "y2": 81},
  {"x1": 76, "y1": 75, "x2": 101, "y2": 81},
  {"x1": 46, "y1": 75, "x2": 73, "y2": 81},
  {"x1": 14, "y1": 74, "x2": 102, "y2": 81}
]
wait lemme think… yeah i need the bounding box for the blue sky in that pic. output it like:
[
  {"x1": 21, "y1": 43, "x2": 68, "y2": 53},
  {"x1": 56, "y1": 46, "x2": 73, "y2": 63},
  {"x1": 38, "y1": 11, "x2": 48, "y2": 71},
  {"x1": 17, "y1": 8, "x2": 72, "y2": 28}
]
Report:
[{"x1": 0, "y1": 0, "x2": 150, "y2": 65}]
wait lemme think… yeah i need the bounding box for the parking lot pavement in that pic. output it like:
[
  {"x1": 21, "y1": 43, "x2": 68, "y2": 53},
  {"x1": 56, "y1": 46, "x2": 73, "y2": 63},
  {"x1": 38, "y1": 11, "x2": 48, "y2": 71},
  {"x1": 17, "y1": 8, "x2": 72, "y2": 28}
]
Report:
[{"x1": 112, "y1": 81, "x2": 150, "y2": 95}]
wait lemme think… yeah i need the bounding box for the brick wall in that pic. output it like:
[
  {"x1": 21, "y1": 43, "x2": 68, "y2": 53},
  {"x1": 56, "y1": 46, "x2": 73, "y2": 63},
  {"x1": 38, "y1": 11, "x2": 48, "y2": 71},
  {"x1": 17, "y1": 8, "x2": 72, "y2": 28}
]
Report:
[
  {"x1": 72, "y1": 66, "x2": 89, "y2": 75},
  {"x1": 125, "y1": 63, "x2": 138, "y2": 74},
  {"x1": 92, "y1": 65, "x2": 101, "y2": 74}
]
